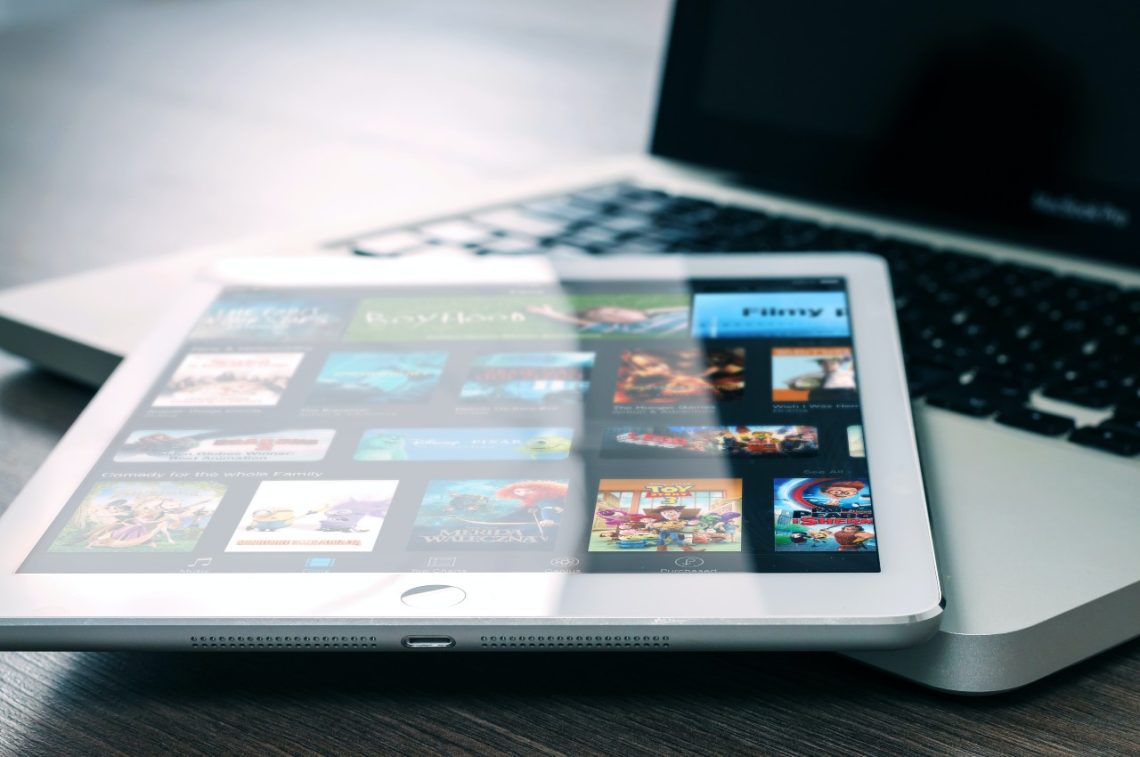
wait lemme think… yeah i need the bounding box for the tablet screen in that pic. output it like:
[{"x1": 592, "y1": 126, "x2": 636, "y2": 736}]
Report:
[{"x1": 20, "y1": 278, "x2": 879, "y2": 575}]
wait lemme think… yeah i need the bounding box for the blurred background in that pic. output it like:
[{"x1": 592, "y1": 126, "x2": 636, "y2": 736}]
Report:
[{"x1": 0, "y1": 0, "x2": 669, "y2": 286}]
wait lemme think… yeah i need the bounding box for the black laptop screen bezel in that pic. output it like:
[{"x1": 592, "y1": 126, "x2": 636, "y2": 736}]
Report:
[{"x1": 651, "y1": 0, "x2": 1140, "y2": 270}]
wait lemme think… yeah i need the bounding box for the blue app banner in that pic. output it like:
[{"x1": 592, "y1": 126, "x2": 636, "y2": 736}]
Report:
[
  {"x1": 355, "y1": 427, "x2": 574, "y2": 461},
  {"x1": 691, "y1": 291, "x2": 850, "y2": 338}
]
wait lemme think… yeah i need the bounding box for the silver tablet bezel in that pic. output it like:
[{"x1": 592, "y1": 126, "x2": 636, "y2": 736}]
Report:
[{"x1": 0, "y1": 254, "x2": 941, "y2": 634}]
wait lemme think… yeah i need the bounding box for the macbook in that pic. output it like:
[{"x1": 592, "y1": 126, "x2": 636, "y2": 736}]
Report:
[{"x1": 0, "y1": 0, "x2": 1137, "y2": 692}]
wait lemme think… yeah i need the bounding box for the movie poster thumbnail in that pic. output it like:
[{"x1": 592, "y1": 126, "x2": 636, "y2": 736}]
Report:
[
  {"x1": 847, "y1": 425, "x2": 865, "y2": 458},
  {"x1": 589, "y1": 478, "x2": 743, "y2": 553},
  {"x1": 613, "y1": 348, "x2": 744, "y2": 408},
  {"x1": 773, "y1": 477, "x2": 876, "y2": 552},
  {"x1": 115, "y1": 429, "x2": 335, "y2": 463},
  {"x1": 691, "y1": 291, "x2": 850, "y2": 338},
  {"x1": 407, "y1": 479, "x2": 569, "y2": 550},
  {"x1": 522, "y1": 293, "x2": 690, "y2": 338},
  {"x1": 190, "y1": 295, "x2": 349, "y2": 342},
  {"x1": 345, "y1": 293, "x2": 690, "y2": 341},
  {"x1": 226, "y1": 480, "x2": 397, "y2": 553},
  {"x1": 355, "y1": 427, "x2": 573, "y2": 461},
  {"x1": 602, "y1": 425, "x2": 818, "y2": 458},
  {"x1": 459, "y1": 352, "x2": 593, "y2": 405},
  {"x1": 307, "y1": 352, "x2": 447, "y2": 406},
  {"x1": 771, "y1": 347, "x2": 856, "y2": 403},
  {"x1": 47, "y1": 480, "x2": 225, "y2": 553},
  {"x1": 153, "y1": 352, "x2": 304, "y2": 407}
]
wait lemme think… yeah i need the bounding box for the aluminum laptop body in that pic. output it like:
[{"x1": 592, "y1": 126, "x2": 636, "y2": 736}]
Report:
[{"x1": 1, "y1": 1, "x2": 1137, "y2": 693}]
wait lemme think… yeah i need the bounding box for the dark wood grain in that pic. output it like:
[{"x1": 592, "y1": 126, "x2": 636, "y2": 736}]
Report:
[
  {"x1": 0, "y1": 2, "x2": 1137, "y2": 754},
  {"x1": 2, "y1": 643, "x2": 1139, "y2": 755}
]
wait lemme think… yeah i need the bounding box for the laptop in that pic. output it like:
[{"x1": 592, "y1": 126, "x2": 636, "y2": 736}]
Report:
[{"x1": 0, "y1": 0, "x2": 1137, "y2": 693}]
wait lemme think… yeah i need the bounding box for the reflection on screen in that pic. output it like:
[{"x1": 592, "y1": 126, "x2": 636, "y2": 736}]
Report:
[{"x1": 20, "y1": 279, "x2": 877, "y2": 575}]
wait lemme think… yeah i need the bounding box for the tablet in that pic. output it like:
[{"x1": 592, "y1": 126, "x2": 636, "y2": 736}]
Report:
[{"x1": 0, "y1": 254, "x2": 941, "y2": 650}]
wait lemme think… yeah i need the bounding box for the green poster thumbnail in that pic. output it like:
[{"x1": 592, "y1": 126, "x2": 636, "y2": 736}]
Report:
[{"x1": 345, "y1": 293, "x2": 691, "y2": 341}]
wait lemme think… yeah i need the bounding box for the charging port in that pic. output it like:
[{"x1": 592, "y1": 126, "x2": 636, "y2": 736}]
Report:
[{"x1": 402, "y1": 635, "x2": 455, "y2": 649}]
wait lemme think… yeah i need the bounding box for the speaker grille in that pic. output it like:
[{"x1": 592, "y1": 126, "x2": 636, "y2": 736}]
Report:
[
  {"x1": 480, "y1": 634, "x2": 669, "y2": 649},
  {"x1": 189, "y1": 634, "x2": 379, "y2": 649}
]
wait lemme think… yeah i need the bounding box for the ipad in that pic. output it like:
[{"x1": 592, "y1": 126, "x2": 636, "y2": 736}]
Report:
[{"x1": 0, "y1": 254, "x2": 941, "y2": 651}]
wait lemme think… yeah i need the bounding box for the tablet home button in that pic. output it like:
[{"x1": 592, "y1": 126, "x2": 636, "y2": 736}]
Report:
[{"x1": 400, "y1": 584, "x2": 467, "y2": 609}]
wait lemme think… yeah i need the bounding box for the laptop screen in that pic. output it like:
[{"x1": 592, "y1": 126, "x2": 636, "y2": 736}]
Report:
[{"x1": 653, "y1": 0, "x2": 1140, "y2": 269}]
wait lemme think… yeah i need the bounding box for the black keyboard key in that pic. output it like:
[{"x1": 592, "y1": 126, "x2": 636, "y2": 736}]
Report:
[
  {"x1": 817, "y1": 228, "x2": 881, "y2": 251},
  {"x1": 596, "y1": 213, "x2": 654, "y2": 234},
  {"x1": 963, "y1": 377, "x2": 1030, "y2": 405},
  {"x1": 351, "y1": 229, "x2": 426, "y2": 257},
  {"x1": 1115, "y1": 396, "x2": 1140, "y2": 420},
  {"x1": 1042, "y1": 377, "x2": 1119, "y2": 409},
  {"x1": 471, "y1": 208, "x2": 572, "y2": 239},
  {"x1": 660, "y1": 199, "x2": 723, "y2": 227},
  {"x1": 418, "y1": 219, "x2": 496, "y2": 246},
  {"x1": 1068, "y1": 426, "x2": 1140, "y2": 457},
  {"x1": 988, "y1": 262, "x2": 1057, "y2": 288},
  {"x1": 976, "y1": 352, "x2": 1047, "y2": 384},
  {"x1": 924, "y1": 386, "x2": 1000, "y2": 416},
  {"x1": 559, "y1": 225, "x2": 626, "y2": 250},
  {"x1": 995, "y1": 407, "x2": 1076, "y2": 436},
  {"x1": 1104, "y1": 420, "x2": 1140, "y2": 440},
  {"x1": 472, "y1": 237, "x2": 545, "y2": 255},
  {"x1": 771, "y1": 218, "x2": 826, "y2": 249},
  {"x1": 1056, "y1": 276, "x2": 1120, "y2": 306},
  {"x1": 929, "y1": 250, "x2": 995, "y2": 282},
  {"x1": 522, "y1": 195, "x2": 605, "y2": 222},
  {"x1": 600, "y1": 237, "x2": 674, "y2": 255},
  {"x1": 569, "y1": 183, "x2": 639, "y2": 205}
]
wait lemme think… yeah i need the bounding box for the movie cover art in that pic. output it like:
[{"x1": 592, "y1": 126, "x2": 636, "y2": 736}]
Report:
[
  {"x1": 522, "y1": 293, "x2": 690, "y2": 337},
  {"x1": 114, "y1": 429, "x2": 335, "y2": 463},
  {"x1": 47, "y1": 481, "x2": 225, "y2": 553},
  {"x1": 691, "y1": 291, "x2": 850, "y2": 338},
  {"x1": 459, "y1": 352, "x2": 593, "y2": 405},
  {"x1": 345, "y1": 293, "x2": 690, "y2": 341},
  {"x1": 308, "y1": 352, "x2": 447, "y2": 406},
  {"x1": 773, "y1": 477, "x2": 876, "y2": 552},
  {"x1": 847, "y1": 425, "x2": 866, "y2": 458},
  {"x1": 408, "y1": 479, "x2": 569, "y2": 550},
  {"x1": 589, "y1": 478, "x2": 743, "y2": 553},
  {"x1": 190, "y1": 295, "x2": 349, "y2": 341},
  {"x1": 153, "y1": 352, "x2": 304, "y2": 407},
  {"x1": 355, "y1": 428, "x2": 573, "y2": 461},
  {"x1": 771, "y1": 347, "x2": 856, "y2": 403},
  {"x1": 602, "y1": 425, "x2": 817, "y2": 458},
  {"x1": 612, "y1": 348, "x2": 744, "y2": 408},
  {"x1": 226, "y1": 480, "x2": 397, "y2": 552}
]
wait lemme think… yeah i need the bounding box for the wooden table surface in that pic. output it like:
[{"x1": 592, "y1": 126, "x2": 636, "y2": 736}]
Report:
[{"x1": 0, "y1": 2, "x2": 1137, "y2": 753}]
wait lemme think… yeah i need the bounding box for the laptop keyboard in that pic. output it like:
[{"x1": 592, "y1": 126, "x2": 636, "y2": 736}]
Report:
[{"x1": 346, "y1": 182, "x2": 1140, "y2": 458}]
